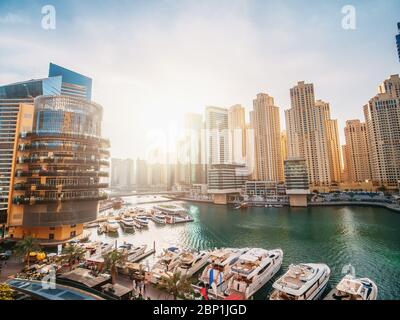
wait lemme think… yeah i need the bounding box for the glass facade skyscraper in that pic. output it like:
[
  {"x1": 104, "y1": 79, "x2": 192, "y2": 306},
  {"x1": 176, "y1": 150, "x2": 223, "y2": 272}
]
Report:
[
  {"x1": 49, "y1": 63, "x2": 92, "y2": 101},
  {"x1": 0, "y1": 77, "x2": 62, "y2": 99}
]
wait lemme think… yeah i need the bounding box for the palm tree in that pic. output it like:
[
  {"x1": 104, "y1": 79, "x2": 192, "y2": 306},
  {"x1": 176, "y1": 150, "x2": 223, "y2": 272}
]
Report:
[
  {"x1": 157, "y1": 271, "x2": 194, "y2": 300},
  {"x1": 62, "y1": 244, "x2": 86, "y2": 271},
  {"x1": 103, "y1": 249, "x2": 126, "y2": 285},
  {"x1": 14, "y1": 236, "x2": 40, "y2": 268},
  {"x1": 0, "y1": 283, "x2": 14, "y2": 300}
]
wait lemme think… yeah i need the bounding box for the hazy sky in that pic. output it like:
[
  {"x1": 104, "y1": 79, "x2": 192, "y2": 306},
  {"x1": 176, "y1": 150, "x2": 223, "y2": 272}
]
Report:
[{"x1": 0, "y1": 0, "x2": 399, "y2": 160}]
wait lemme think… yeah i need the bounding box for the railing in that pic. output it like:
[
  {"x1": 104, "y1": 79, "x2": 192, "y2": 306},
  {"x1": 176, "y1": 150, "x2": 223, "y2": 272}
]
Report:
[
  {"x1": 17, "y1": 157, "x2": 109, "y2": 166},
  {"x1": 13, "y1": 193, "x2": 108, "y2": 205},
  {"x1": 14, "y1": 183, "x2": 109, "y2": 191},
  {"x1": 16, "y1": 170, "x2": 109, "y2": 177},
  {"x1": 20, "y1": 132, "x2": 110, "y2": 147},
  {"x1": 18, "y1": 143, "x2": 110, "y2": 156}
]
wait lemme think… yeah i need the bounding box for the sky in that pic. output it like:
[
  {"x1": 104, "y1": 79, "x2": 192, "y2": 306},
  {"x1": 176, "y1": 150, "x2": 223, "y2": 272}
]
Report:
[{"x1": 0, "y1": 0, "x2": 399, "y2": 160}]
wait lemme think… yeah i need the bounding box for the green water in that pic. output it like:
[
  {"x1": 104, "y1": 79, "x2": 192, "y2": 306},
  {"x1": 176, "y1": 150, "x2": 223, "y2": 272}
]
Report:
[{"x1": 94, "y1": 198, "x2": 400, "y2": 300}]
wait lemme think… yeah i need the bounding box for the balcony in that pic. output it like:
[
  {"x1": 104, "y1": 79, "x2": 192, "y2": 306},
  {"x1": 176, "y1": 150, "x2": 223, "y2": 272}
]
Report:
[
  {"x1": 20, "y1": 132, "x2": 110, "y2": 148},
  {"x1": 13, "y1": 193, "x2": 108, "y2": 205},
  {"x1": 17, "y1": 157, "x2": 109, "y2": 167},
  {"x1": 16, "y1": 170, "x2": 109, "y2": 178},
  {"x1": 14, "y1": 183, "x2": 109, "y2": 191},
  {"x1": 18, "y1": 144, "x2": 110, "y2": 156}
]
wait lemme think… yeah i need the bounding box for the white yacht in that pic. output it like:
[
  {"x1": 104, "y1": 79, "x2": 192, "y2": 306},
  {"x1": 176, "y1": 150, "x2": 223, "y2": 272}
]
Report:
[
  {"x1": 225, "y1": 248, "x2": 283, "y2": 300},
  {"x1": 193, "y1": 248, "x2": 248, "y2": 298},
  {"x1": 173, "y1": 250, "x2": 210, "y2": 278},
  {"x1": 324, "y1": 275, "x2": 378, "y2": 300},
  {"x1": 119, "y1": 244, "x2": 147, "y2": 262},
  {"x1": 270, "y1": 263, "x2": 330, "y2": 300},
  {"x1": 119, "y1": 215, "x2": 135, "y2": 231},
  {"x1": 105, "y1": 219, "x2": 119, "y2": 233},
  {"x1": 133, "y1": 216, "x2": 149, "y2": 227},
  {"x1": 149, "y1": 247, "x2": 182, "y2": 284},
  {"x1": 151, "y1": 211, "x2": 167, "y2": 224}
]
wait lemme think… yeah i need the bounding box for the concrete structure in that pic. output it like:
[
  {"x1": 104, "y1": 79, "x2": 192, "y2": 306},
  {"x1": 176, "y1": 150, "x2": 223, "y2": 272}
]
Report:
[
  {"x1": 0, "y1": 99, "x2": 34, "y2": 226},
  {"x1": 244, "y1": 181, "x2": 286, "y2": 197},
  {"x1": 228, "y1": 104, "x2": 246, "y2": 165},
  {"x1": 343, "y1": 120, "x2": 372, "y2": 183},
  {"x1": 253, "y1": 93, "x2": 283, "y2": 182},
  {"x1": 284, "y1": 158, "x2": 310, "y2": 207},
  {"x1": 207, "y1": 164, "x2": 248, "y2": 204},
  {"x1": 8, "y1": 95, "x2": 109, "y2": 240},
  {"x1": 280, "y1": 130, "x2": 288, "y2": 162},
  {"x1": 364, "y1": 75, "x2": 400, "y2": 187},
  {"x1": 285, "y1": 82, "x2": 338, "y2": 187}
]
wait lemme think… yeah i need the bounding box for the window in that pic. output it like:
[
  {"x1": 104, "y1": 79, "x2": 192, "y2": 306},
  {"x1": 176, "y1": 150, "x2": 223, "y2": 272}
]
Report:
[{"x1": 49, "y1": 233, "x2": 54, "y2": 240}]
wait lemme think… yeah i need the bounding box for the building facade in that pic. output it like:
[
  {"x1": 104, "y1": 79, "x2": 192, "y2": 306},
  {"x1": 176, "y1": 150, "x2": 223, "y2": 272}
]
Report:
[
  {"x1": 0, "y1": 99, "x2": 34, "y2": 226},
  {"x1": 253, "y1": 93, "x2": 283, "y2": 182},
  {"x1": 284, "y1": 158, "x2": 310, "y2": 207},
  {"x1": 228, "y1": 104, "x2": 246, "y2": 165},
  {"x1": 110, "y1": 158, "x2": 135, "y2": 189},
  {"x1": 343, "y1": 120, "x2": 372, "y2": 183},
  {"x1": 285, "y1": 82, "x2": 334, "y2": 187},
  {"x1": 8, "y1": 95, "x2": 109, "y2": 240},
  {"x1": 364, "y1": 79, "x2": 400, "y2": 187},
  {"x1": 396, "y1": 22, "x2": 400, "y2": 62}
]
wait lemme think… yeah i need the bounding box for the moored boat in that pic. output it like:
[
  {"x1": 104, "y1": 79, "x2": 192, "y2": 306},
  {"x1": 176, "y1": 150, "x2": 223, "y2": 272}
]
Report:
[
  {"x1": 270, "y1": 263, "x2": 330, "y2": 300},
  {"x1": 324, "y1": 274, "x2": 378, "y2": 300}
]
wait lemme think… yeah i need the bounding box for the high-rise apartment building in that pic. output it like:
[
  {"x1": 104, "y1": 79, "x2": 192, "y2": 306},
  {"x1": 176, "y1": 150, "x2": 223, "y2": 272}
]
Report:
[
  {"x1": 8, "y1": 95, "x2": 109, "y2": 240},
  {"x1": 315, "y1": 100, "x2": 342, "y2": 184},
  {"x1": 379, "y1": 74, "x2": 400, "y2": 98},
  {"x1": 285, "y1": 81, "x2": 335, "y2": 187},
  {"x1": 0, "y1": 99, "x2": 34, "y2": 226},
  {"x1": 205, "y1": 106, "x2": 230, "y2": 165},
  {"x1": 253, "y1": 93, "x2": 283, "y2": 182},
  {"x1": 343, "y1": 120, "x2": 372, "y2": 182},
  {"x1": 364, "y1": 76, "x2": 400, "y2": 187},
  {"x1": 135, "y1": 158, "x2": 148, "y2": 189},
  {"x1": 228, "y1": 104, "x2": 246, "y2": 165}
]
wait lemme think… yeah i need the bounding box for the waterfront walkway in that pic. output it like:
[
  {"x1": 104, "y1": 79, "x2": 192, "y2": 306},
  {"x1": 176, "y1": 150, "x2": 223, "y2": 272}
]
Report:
[{"x1": 116, "y1": 275, "x2": 174, "y2": 300}]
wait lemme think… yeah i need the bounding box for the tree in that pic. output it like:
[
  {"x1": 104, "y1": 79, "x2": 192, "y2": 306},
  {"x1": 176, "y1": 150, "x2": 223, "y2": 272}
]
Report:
[
  {"x1": 14, "y1": 236, "x2": 40, "y2": 268},
  {"x1": 62, "y1": 243, "x2": 86, "y2": 271},
  {"x1": 103, "y1": 249, "x2": 126, "y2": 285},
  {"x1": 157, "y1": 271, "x2": 194, "y2": 300},
  {"x1": 0, "y1": 283, "x2": 14, "y2": 300}
]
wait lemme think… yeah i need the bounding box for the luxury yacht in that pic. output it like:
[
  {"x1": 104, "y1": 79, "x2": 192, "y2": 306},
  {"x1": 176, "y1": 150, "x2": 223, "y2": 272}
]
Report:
[
  {"x1": 133, "y1": 216, "x2": 149, "y2": 227},
  {"x1": 106, "y1": 219, "x2": 120, "y2": 233},
  {"x1": 173, "y1": 250, "x2": 210, "y2": 277},
  {"x1": 270, "y1": 263, "x2": 330, "y2": 300},
  {"x1": 119, "y1": 244, "x2": 147, "y2": 262},
  {"x1": 151, "y1": 211, "x2": 167, "y2": 224},
  {"x1": 119, "y1": 215, "x2": 136, "y2": 231},
  {"x1": 148, "y1": 247, "x2": 182, "y2": 284},
  {"x1": 225, "y1": 248, "x2": 283, "y2": 300},
  {"x1": 324, "y1": 275, "x2": 378, "y2": 300},
  {"x1": 193, "y1": 248, "x2": 248, "y2": 298}
]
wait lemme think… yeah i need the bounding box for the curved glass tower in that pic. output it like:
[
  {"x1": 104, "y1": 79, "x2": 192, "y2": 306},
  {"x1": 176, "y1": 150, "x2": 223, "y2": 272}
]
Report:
[{"x1": 9, "y1": 95, "x2": 109, "y2": 240}]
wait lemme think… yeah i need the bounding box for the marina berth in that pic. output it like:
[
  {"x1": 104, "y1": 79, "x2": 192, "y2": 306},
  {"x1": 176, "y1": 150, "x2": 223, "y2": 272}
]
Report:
[
  {"x1": 173, "y1": 250, "x2": 211, "y2": 277},
  {"x1": 324, "y1": 275, "x2": 378, "y2": 300},
  {"x1": 225, "y1": 248, "x2": 283, "y2": 300},
  {"x1": 193, "y1": 248, "x2": 248, "y2": 298},
  {"x1": 148, "y1": 247, "x2": 182, "y2": 285},
  {"x1": 270, "y1": 263, "x2": 330, "y2": 300}
]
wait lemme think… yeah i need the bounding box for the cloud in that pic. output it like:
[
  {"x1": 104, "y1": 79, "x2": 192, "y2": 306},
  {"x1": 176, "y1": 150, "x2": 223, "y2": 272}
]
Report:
[{"x1": 0, "y1": 12, "x2": 30, "y2": 25}]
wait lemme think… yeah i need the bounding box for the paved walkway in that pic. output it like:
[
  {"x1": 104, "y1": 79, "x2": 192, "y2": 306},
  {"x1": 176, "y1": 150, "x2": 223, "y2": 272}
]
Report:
[
  {"x1": 116, "y1": 275, "x2": 174, "y2": 300},
  {"x1": 0, "y1": 257, "x2": 23, "y2": 283}
]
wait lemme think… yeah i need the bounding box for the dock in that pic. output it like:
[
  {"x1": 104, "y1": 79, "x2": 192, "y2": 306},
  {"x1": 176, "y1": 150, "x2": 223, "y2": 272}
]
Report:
[{"x1": 129, "y1": 248, "x2": 156, "y2": 262}]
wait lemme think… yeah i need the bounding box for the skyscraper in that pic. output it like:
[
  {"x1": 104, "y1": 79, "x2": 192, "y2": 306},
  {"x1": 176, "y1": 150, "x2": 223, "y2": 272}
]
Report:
[
  {"x1": 253, "y1": 93, "x2": 283, "y2": 182},
  {"x1": 205, "y1": 106, "x2": 230, "y2": 166},
  {"x1": 228, "y1": 104, "x2": 246, "y2": 165},
  {"x1": 0, "y1": 77, "x2": 62, "y2": 99},
  {"x1": 110, "y1": 158, "x2": 135, "y2": 189},
  {"x1": 343, "y1": 120, "x2": 372, "y2": 183},
  {"x1": 315, "y1": 100, "x2": 342, "y2": 184},
  {"x1": 285, "y1": 82, "x2": 333, "y2": 187},
  {"x1": 280, "y1": 130, "x2": 288, "y2": 162},
  {"x1": 48, "y1": 63, "x2": 93, "y2": 101},
  {"x1": 364, "y1": 76, "x2": 400, "y2": 187},
  {"x1": 396, "y1": 22, "x2": 400, "y2": 62},
  {"x1": 135, "y1": 158, "x2": 149, "y2": 189}
]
